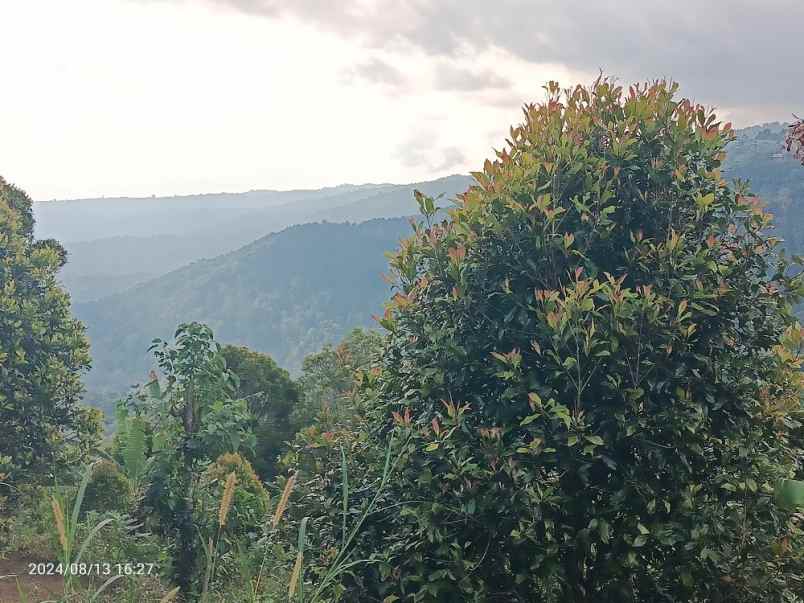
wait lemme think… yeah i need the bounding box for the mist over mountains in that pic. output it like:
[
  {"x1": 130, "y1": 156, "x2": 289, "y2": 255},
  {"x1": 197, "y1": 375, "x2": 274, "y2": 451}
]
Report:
[{"x1": 35, "y1": 175, "x2": 471, "y2": 302}]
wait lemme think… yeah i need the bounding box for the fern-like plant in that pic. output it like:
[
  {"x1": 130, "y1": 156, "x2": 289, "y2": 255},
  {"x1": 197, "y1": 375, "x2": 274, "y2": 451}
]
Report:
[{"x1": 114, "y1": 402, "x2": 150, "y2": 493}]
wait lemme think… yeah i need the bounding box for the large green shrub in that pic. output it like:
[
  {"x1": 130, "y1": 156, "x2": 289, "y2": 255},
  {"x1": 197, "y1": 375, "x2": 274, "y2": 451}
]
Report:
[
  {"x1": 82, "y1": 460, "x2": 132, "y2": 516},
  {"x1": 221, "y1": 345, "x2": 300, "y2": 480},
  {"x1": 346, "y1": 80, "x2": 804, "y2": 601}
]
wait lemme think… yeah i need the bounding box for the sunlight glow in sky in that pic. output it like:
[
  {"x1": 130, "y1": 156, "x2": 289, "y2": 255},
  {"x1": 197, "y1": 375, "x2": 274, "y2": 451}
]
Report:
[{"x1": 0, "y1": 0, "x2": 799, "y2": 200}]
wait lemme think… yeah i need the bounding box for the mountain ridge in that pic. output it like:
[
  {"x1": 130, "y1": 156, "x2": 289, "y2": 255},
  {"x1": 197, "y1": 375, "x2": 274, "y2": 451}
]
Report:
[
  {"x1": 57, "y1": 124, "x2": 804, "y2": 408},
  {"x1": 40, "y1": 175, "x2": 473, "y2": 301},
  {"x1": 75, "y1": 217, "x2": 415, "y2": 398}
]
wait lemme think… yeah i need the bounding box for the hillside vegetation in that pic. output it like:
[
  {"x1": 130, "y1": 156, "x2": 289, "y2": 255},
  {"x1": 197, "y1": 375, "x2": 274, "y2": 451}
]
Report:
[
  {"x1": 723, "y1": 123, "x2": 804, "y2": 251},
  {"x1": 74, "y1": 125, "x2": 804, "y2": 406},
  {"x1": 3, "y1": 79, "x2": 804, "y2": 603},
  {"x1": 36, "y1": 176, "x2": 472, "y2": 302},
  {"x1": 76, "y1": 218, "x2": 411, "y2": 403}
]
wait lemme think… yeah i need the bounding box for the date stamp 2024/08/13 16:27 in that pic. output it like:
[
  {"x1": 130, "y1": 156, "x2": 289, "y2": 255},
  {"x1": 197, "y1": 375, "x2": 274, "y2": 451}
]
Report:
[{"x1": 27, "y1": 561, "x2": 157, "y2": 577}]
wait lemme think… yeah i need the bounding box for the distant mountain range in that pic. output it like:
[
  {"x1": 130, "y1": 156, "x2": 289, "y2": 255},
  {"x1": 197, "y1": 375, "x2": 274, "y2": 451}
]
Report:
[
  {"x1": 35, "y1": 175, "x2": 472, "y2": 302},
  {"x1": 720, "y1": 124, "x2": 804, "y2": 252},
  {"x1": 32, "y1": 124, "x2": 804, "y2": 411},
  {"x1": 75, "y1": 218, "x2": 412, "y2": 402}
]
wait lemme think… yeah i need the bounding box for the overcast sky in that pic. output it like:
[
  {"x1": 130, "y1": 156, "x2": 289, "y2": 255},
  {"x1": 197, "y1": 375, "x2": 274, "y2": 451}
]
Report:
[{"x1": 1, "y1": 0, "x2": 801, "y2": 200}]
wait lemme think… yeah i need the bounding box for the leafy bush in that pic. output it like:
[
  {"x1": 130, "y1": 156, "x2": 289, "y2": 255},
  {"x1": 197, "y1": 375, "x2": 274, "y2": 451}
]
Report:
[
  {"x1": 112, "y1": 403, "x2": 151, "y2": 492},
  {"x1": 336, "y1": 79, "x2": 804, "y2": 601},
  {"x1": 221, "y1": 345, "x2": 300, "y2": 480},
  {"x1": 82, "y1": 460, "x2": 132, "y2": 516},
  {"x1": 0, "y1": 176, "x2": 97, "y2": 483},
  {"x1": 130, "y1": 322, "x2": 256, "y2": 595},
  {"x1": 77, "y1": 510, "x2": 169, "y2": 568},
  {"x1": 0, "y1": 484, "x2": 61, "y2": 559},
  {"x1": 196, "y1": 452, "x2": 269, "y2": 542}
]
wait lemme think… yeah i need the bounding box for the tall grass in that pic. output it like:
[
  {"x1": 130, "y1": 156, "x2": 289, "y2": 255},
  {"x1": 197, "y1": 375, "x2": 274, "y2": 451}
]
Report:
[
  {"x1": 240, "y1": 441, "x2": 378, "y2": 603},
  {"x1": 247, "y1": 472, "x2": 296, "y2": 601},
  {"x1": 257, "y1": 433, "x2": 406, "y2": 602},
  {"x1": 199, "y1": 471, "x2": 238, "y2": 603},
  {"x1": 303, "y1": 434, "x2": 402, "y2": 603},
  {"x1": 46, "y1": 463, "x2": 124, "y2": 601},
  {"x1": 77, "y1": 431, "x2": 405, "y2": 602},
  {"x1": 14, "y1": 577, "x2": 30, "y2": 603},
  {"x1": 288, "y1": 517, "x2": 309, "y2": 601}
]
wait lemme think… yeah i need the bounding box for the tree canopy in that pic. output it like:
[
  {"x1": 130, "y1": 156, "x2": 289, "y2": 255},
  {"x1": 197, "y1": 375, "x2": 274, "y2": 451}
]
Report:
[
  {"x1": 221, "y1": 344, "x2": 299, "y2": 479},
  {"x1": 0, "y1": 176, "x2": 97, "y2": 482},
  {"x1": 294, "y1": 328, "x2": 383, "y2": 427},
  {"x1": 329, "y1": 80, "x2": 804, "y2": 601}
]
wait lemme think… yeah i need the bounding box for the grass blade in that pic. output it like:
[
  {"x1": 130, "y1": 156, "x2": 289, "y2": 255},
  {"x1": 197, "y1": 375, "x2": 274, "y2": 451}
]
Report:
[
  {"x1": 310, "y1": 433, "x2": 403, "y2": 602},
  {"x1": 14, "y1": 577, "x2": 30, "y2": 603},
  {"x1": 160, "y1": 586, "x2": 181, "y2": 602},
  {"x1": 340, "y1": 445, "x2": 348, "y2": 550},
  {"x1": 89, "y1": 573, "x2": 125, "y2": 602},
  {"x1": 200, "y1": 536, "x2": 214, "y2": 603},
  {"x1": 70, "y1": 464, "x2": 94, "y2": 535},
  {"x1": 75, "y1": 517, "x2": 116, "y2": 565},
  {"x1": 290, "y1": 516, "x2": 309, "y2": 601}
]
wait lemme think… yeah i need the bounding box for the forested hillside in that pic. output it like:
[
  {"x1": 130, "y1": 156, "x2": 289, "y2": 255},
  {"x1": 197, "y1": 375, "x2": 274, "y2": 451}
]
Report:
[
  {"x1": 58, "y1": 235, "x2": 225, "y2": 301},
  {"x1": 722, "y1": 123, "x2": 804, "y2": 251},
  {"x1": 71, "y1": 124, "x2": 804, "y2": 408},
  {"x1": 76, "y1": 218, "x2": 411, "y2": 402},
  {"x1": 36, "y1": 175, "x2": 472, "y2": 301}
]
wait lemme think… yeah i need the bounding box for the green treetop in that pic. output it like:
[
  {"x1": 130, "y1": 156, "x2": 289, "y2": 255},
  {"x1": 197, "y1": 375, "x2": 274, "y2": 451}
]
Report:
[
  {"x1": 0, "y1": 176, "x2": 95, "y2": 482},
  {"x1": 361, "y1": 80, "x2": 804, "y2": 601},
  {"x1": 220, "y1": 344, "x2": 299, "y2": 479}
]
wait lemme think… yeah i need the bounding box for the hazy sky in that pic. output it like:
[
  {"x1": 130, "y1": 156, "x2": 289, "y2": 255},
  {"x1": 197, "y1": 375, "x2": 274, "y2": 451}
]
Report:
[{"x1": 1, "y1": 0, "x2": 801, "y2": 200}]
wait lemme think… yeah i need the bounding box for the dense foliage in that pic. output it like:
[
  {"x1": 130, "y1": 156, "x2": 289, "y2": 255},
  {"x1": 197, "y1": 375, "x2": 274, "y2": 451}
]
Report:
[
  {"x1": 196, "y1": 452, "x2": 269, "y2": 541},
  {"x1": 76, "y1": 218, "x2": 414, "y2": 397},
  {"x1": 129, "y1": 323, "x2": 255, "y2": 594},
  {"x1": 294, "y1": 328, "x2": 383, "y2": 427},
  {"x1": 332, "y1": 80, "x2": 804, "y2": 601},
  {"x1": 221, "y1": 345, "x2": 300, "y2": 479},
  {"x1": 81, "y1": 459, "x2": 132, "y2": 516},
  {"x1": 0, "y1": 175, "x2": 99, "y2": 485}
]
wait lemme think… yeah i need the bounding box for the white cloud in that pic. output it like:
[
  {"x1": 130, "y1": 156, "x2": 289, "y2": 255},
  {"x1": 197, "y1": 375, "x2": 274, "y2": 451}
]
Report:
[{"x1": 3, "y1": 0, "x2": 793, "y2": 200}]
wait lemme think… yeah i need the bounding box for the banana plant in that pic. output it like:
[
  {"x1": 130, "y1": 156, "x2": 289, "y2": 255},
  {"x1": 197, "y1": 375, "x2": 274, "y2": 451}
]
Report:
[{"x1": 114, "y1": 401, "x2": 151, "y2": 492}]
